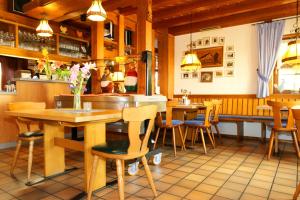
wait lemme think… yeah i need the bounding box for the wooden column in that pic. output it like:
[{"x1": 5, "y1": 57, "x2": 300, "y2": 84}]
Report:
[
  {"x1": 137, "y1": 0, "x2": 152, "y2": 94},
  {"x1": 157, "y1": 28, "x2": 174, "y2": 99},
  {"x1": 91, "y1": 22, "x2": 104, "y2": 94},
  {"x1": 118, "y1": 15, "x2": 125, "y2": 57}
]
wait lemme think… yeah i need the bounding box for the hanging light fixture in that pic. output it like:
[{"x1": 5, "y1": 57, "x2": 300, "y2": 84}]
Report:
[
  {"x1": 282, "y1": 0, "x2": 300, "y2": 66},
  {"x1": 181, "y1": 13, "x2": 201, "y2": 71},
  {"x1": 87, "y1": 0, "x2": 107, "y2": 22},
  {"x1": 36, "y1": 17, "x2": 53, "y2": 37}
]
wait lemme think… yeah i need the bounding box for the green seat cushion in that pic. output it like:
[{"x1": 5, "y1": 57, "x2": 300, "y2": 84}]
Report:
[
  {"x1": 92, "y1": 140, "x2": 129, "y2": 155},
  {"x1": 19, "y1": 131, "x2": 43, "y2": 138}
]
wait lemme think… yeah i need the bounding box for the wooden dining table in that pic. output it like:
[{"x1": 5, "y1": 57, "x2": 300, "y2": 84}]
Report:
[{"x1": 6, "y1": 108, "x2": 122, "y2": 193}]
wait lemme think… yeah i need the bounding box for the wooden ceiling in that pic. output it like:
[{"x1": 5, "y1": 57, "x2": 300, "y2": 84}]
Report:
[{"x1": 22, "y1": 0, "x2": 298, "y2": 35}]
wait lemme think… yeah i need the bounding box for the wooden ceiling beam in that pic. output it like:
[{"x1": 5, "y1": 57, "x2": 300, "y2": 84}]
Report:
[
  {"x1": 169, "y1": 3, "x2": 296, "y2": 35},
  {"x1": 153, "y1": 0, "x2": 246, "y2": 22},
  {"x1": 119, "y1": 7, "x2": 137, "y2": 16},
  {"x1": 154, "y1": 0, "x2": 296, "y2": 28}
]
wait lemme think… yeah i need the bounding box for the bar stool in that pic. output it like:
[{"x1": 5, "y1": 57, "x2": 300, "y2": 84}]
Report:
[
  {"x1": 292, "y1": 106, "x2": 300, "y2": 200},
  {"x1": 87, "y1": 105, "x2": 158, "y2": 200},
  {"x1": 267, "y1": 100, "x2": 300, "y2": 159},
  {"x1": 183, "y1": 101, "x2": 215, "y2": 154},
  {"x1": 8, "y1": 102, "x2": 45, "y2": 183},
  {"x1": 153, "y1": 101, "x2": 186, "y2": 156}
]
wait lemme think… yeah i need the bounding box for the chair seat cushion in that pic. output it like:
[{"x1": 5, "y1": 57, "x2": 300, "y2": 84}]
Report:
[
  {"x1": 184, "y1": 120, "x2": 204, "y2": 126},
  {"x1": 92, "y1": 140, "x2": 129, "y2": 155},
  {"x1": 19, "y1": 131, "x2": 43, "y2": 138},
  {"x1": 162, "y1": 120, "x2": 184, "y2": 126}
]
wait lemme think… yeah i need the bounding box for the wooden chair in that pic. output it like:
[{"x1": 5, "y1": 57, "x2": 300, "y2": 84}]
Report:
[
  {"x1": 87, "y1": 105, "x2": 158, "y2": 200},
  {"x1": 211, "y1": 99, "x2": 222, "y2": 144},
  {"x1": 153, "y1": 101, "x2": 186, "y2": 156},
  {"x1": 8, "y1": 102, "x2": 46, "y2": 183},
  {"x1": 267, "y1": 100, "x2": 300, "y2": 159},
  {"x1": 292, "y1": 107, "x2": 300, "y2": 200},
  {"x1": 183, "y1": 101, "x2": 215, "y2": 154}
]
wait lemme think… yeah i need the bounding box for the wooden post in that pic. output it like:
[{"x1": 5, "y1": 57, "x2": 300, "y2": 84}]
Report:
[
  {"x1": 91, "y1": 22, "x2": 104, "y2": 94},
  {"x1": 137, "y1": 0, "x2": 153, "y2": 94},
  {"x1": 118, "y1": 15, "x2": 125, "y2": 57},
  {"x1": 157, "y1": 28, "x2": 174, "y2": 99}
]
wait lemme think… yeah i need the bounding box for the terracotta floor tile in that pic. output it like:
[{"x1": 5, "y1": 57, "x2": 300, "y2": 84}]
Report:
[
  {"x1": 269, "y1": 190, "x2": 293, "y2": 199},
  {"x1": 252, "y1": 173, "x2": 274, "y2": 183},
  {"x1": 202, "y1": 178, "x2": 226, "y2": 187},
  {"x1": 184, "y1": 174, "x2": 206, "y2": 182},
  {"x1": 185, "y1": 190, "x2": 212, "y2": 200},
  {"x1": 166, "y1": 185, "x2": 191, "y2": 197},
  {"x1": 154, "y1": 181, "x2": 172, "y2": 192},
  {"x1": 177, "y1": 166, "x2": 196, "y2": 173},
  {"x1": 240, "y1": 193, "x2": 266, "y2": 200},
  {"x1": 176, "y1": 179, "x2": 199, "y2": 189},
  {"x1": 274, "y1": 177, "x2": 296, "y2": 187},
  {"x1": 244, "y1": 185, "x2": 269, "y2": 198},
  {"x1": 40, "y1": 196, "x2": 61, "y2": 200},
  {"x1": 195, "y1": 183, "x2": 219, "y2": 194},
  {"x1": 124, "y1": 183, "x2": 143, "y2": 194},
  {"x1": 135, "y1": 187, "x2": 159, "y2": 198},
  {"x1": 228, "y1": 176, "x2": 250, "y2": 185},
  {"x1": 18, "y1": 189, "x2": 49, "y2": 200},
  {"x1": 53, "y1": 187, "x2": 81, "y2": 200},
  {"x1": 216, "y1": 188, "x2": 242, "y2": 200},
  {"x1": 0, "y1": 192, "x2": 15, "y2": 200},
  {"x1": 271, "y1": 183, "x2": 295, "y2": 195},
  {"x1": 155, "y1": 193, "x2": 182, "y2": 200},
  {"x1": 209, "y1": 172, "x2": 231, "y2": 180},
  {"x1": 159, "y1": 175, "x2": 180, "y2": 184},
  {"x1": 248, "y1": 179, "x2": 272, "y2": 190},
  {"x1": 168, "y1": 170, "x2": 188, "y2": 178},
  {"x1": 223, "y1": 181, "x2": 246, "y2": 192}
]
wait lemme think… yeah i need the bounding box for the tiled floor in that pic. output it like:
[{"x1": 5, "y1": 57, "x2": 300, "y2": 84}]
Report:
[{"x1": 0, "y1": 137, "x2": 299, "y2": 200}]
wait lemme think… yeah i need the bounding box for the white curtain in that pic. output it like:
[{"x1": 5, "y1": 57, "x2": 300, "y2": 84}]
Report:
[{"x1": 256, "y1": 21, "x2": 285, "y2": 98}]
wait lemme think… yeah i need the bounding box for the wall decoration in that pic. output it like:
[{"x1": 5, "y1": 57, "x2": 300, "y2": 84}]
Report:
[
  {"x1": 200, "y1": 71, "x2": 213, "y2": 82},
  {"x1": 192, "y1": 72, "x2": 199, "y2": 78},
  {"x1": 219, "y1": 37, "x2": 225, "y2": 45},
  {"x1": 212, "y1": 37, "x2": 218, "y2": 45},
  {"x1": 226, "y1": 61, "x2": 234, "y2": 68},
  {"x1": 193, "y1": 46, "x2": 223, "y2": 68},
  {"x1": 226, "y1": 45, "x2": 234, "y2": 51},
  {"x1": 181, "y1": 73, "x2": 190, "y2": 79},
  {"x1": 215, "y1": 70, "x2": 224, "y2": 77},
  {"x1": 225, "y1": 52, "x2": 235, "y2": 59},
  {"x1": 225, "y1": 69, "x2": 234, "y2": 77},
  {"x1": 197, "y1": 39, "x2": 203, "y2": 47},
  {"x1": 203, "y1": 37, "x2": 210, "y2": 46},
  {"x1": 192, "y1": 41, "x2": 197, "y2": 48}
]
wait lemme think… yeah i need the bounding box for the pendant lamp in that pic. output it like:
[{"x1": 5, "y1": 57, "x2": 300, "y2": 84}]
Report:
[
  {"x1": 87, "y1": 0, "x2": 107, "y2": 22},
  {"x1": 282, "y1": 0, "x2": 300, "y2": 66},
  {"x1": 36, "y1": 17, "x2": 53, "y2": 37},
  {"x1": 181, "y1": 13, "x2": 201, "y2": 71}
]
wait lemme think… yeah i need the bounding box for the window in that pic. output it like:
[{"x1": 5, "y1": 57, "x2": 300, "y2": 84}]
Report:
[{"x1": 274, "y1": 35, "x2": 300, "y2": 94}]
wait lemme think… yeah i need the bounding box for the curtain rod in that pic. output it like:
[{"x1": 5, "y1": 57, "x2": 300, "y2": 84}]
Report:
[{"x1": 251, "y1": 15, "x2": 297, "y2": 26}]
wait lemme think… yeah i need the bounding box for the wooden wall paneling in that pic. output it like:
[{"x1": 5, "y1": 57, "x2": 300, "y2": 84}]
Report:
[
  {"x1": 232, "y1": 98, "x2": 238, "y2": 115},
  {"x1": 242, "y1": 98, "x2": 248, "y2": 115},
  {"x1": 247, "y1": 98, "x2": 253, "y2": 116},
  {"x1": 227, "y1": 98, "x2": 233, "y2": 115},
  {"x1": 237, "y1": 98, "x2": 243, "y2": 115},
  {"x1": 223, "y1": 98, "x2": 228, "y2": 114}
]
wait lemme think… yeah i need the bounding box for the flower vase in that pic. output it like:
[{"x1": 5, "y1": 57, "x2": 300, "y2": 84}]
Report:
[{"x1": 73, "y1": 92, "x2": 81, "y2": 110}]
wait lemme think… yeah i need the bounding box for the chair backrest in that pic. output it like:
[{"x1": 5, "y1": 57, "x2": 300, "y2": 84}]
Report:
[
  {"x1": 203, "y1": 101, "x2": 214, "y2": 126},
  {"x1": 166, "y1": 101, "x2": 178, "y2": 126},
  {"x1": 292, "y1": 106, "x2": 300, "y2": 130},
  {"x1": 8, "y1": 102, "x2": 46, "y2": 134},
  {"x1": 123, "y1": 105, "x2": 157, "y2": 155},
  {"x1": 267, "y1": 100, "x2": 300, "y2": 129},
  {"x1": 211, "y1": 99, "x2": 222, "y2": 122}
]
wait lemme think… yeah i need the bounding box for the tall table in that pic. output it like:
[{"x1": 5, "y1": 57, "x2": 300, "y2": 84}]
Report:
[{"x1": 6, "y1": 108, "x2": 122, "y2": 192}]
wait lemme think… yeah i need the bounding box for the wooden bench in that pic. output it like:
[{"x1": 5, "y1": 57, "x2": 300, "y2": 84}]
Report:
[{"x1": 195, "y1": 114, "x2": 274, "y2": 142}]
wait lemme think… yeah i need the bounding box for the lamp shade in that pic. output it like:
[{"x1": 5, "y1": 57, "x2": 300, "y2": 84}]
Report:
[
  {"x1": 180, "y1": 53, "x2": 201, "y2": 71},
  {"x1": 87, "y1": 0, "x2": 107, "y2": 21},
  {"x1": 36, "y1": 18, "x2": 53, "y2": 37},
  {"x1": 113, "y1": 71, "x2": 125, "y2": 82},
  {"x1": 282, "y1": 40, "x2": 300, "y2": 66}
]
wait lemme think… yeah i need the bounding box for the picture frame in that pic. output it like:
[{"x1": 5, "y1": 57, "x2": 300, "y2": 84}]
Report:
[
  {"x1": 225, "y1": 52, "x2": 235, "y2": 59},
  {"x1": 226, "y1": 45, "x2": 234, "y2": 51},
  {"x1": 192, "y1": 46, "x2": 224, "y2": 68},
  {"x1": 226, "y1": 61, "x2": 234, "y2": 68},
  {"x1": 192, "y1": 41, "x2": 197, "y2": 48},
  {"x1": 212, "y1": 37, "x2": 218, "y2": 45},
  {"x1": 225, "y1": 69, "x2": 234, "y2": 77},
  {"x1": 191, "y1": 72, "x2": 199, "y2": 79},
  {"x1": 203, "y1": 37, "x2": 210, "y2": 46},
  {"x1": 200, "y1": 71, "x2": 213, "y2": 82},
  {"x1": 197, "y1": 39, "x2": 203, "y2": 47},
  {"x1": 181, "y1": 73, "x2": 190, "y2": 79},
  {"x1": 219, "y1": 37, "x2": 225, "y2": 45},
  {"x1": 215, "y1": 70, "x2": 224, "y2": 78}
]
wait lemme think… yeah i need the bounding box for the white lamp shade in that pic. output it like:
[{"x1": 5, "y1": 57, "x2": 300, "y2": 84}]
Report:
[
  {"x1": 180, "y1": 53, "x2": 201, "y2": 71},
  {"x1": 113, "y1": 71, "x2": 125, "y2": 82},
  {"x1": 282, "y1": 40, "x2": 300, "y2": 66},
  {"x1": 36, "y1": 19, "x2": 53, "y2": 37},
  {"x1": 87, "y1": 0, "x2": 107, "y2": 21}
]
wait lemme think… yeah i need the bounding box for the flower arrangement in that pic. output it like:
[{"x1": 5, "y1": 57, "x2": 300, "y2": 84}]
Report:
[
  {"x1": 37, "y1": 48, "x2": 62, "y2": 79},
  {"x1": 69, "y1": 62, "x2": 96, "y2": 109}
]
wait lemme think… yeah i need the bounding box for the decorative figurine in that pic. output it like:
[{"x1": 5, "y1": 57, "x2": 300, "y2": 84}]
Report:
[{"x1": 100, "y1": 67, "x2": 114, "y2": 93}]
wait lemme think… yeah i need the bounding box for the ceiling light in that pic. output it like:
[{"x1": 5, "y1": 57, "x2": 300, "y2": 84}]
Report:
[
  {"x1": 87, "y1": 0, "x2": 107, "y2": 22},
  {"x1": 36, "y1": 17, "x2": 53, "y2": 37}
]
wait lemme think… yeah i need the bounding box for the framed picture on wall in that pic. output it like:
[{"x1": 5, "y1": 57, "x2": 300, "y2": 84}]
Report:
[
  {"x1": 192, "y1": 72, "x2": 199, "y2": 78},
  {"x1": 215, "y1": 70, "x2": 224, "y2": 78},
  {"x1": 225, "y1": 52, "x2": 235, "y2": 59},
  {"x1": 203, "y1": 37, "x2": 210, "y2": 46},
  {"x1": 197, "y1": 39, "x2": 203, "y2": 47},
  {"x1": 200, "y1": 71, "x2": 213, "y2": 82},
  {"x1": 181, "y1": 73, "x2": 190, "y2": 79},
  {"x1": 225, "y1": 69, "x2": 234, "y2": 77},
  {"x1": 219, "y1": 37, "x2": 225, "y2": 45},
  {"x1": 226, "y1": 61, "x2": 234, "y2": 68},
  {"x1": 226, "y1": 45, "x2": 234, "y2": 51},
  {"x1": 212, "y1": 37, "x2": 218, "y2": 45},
  {"x1": 192, "y1": 46, "x2": 224, "y2": 68}
]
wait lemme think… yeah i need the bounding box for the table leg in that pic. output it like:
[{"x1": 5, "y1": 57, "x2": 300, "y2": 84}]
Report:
[
  {"x1": 44, "y1": 123, "x2": 65, "y2": 177},
  {"x1": 261, "y1": 123, "x2": 266, "y2": 143},
  {"x1": 236, "y1": 122, "x2": 244, "y2": 142},
  {"x1": 84, "y1": 122, "x2": 106, "y2": 192}
]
